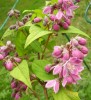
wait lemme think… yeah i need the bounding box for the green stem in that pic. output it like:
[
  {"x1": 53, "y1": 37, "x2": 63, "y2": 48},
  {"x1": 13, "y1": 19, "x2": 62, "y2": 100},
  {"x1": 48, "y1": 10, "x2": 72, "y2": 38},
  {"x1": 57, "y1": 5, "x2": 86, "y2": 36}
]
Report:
[
  {"x1": 30, "y1": 88, "x2": 40, "y2": 100},
  {"x1": 41, "y1": 34, "x2": 51, "y2": 59}
]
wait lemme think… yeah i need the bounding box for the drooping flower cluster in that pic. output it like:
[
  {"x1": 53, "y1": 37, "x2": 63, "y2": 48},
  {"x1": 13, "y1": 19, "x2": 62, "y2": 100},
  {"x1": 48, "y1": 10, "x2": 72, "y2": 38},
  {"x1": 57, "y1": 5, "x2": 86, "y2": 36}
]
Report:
[
  {"x1": 45, "y1": 36, "x2": 88, "y2": 93},
  {"x1": 0, "y1": 41, "x2": 21, "y2": 71},
  {"x1": 43, "y1": 0, "x2": 79, "y2": 31},
  {"x1": 11, "y1": 79, "x2": 27, "y2": 100}
]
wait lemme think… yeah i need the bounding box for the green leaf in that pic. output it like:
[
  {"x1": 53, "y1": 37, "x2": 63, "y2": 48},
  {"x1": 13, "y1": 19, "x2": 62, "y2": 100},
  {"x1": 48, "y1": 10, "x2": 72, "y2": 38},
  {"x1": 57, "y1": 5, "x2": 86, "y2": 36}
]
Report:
[
  {"x1": 31, "y1": 40, "x2": 42, "y2": 53},
  {"x1": 32, "y1": 60, "x2": 55, "y2": 81},
  {"x1": 47, "y1": 40, "x2": 56, "y2": 50},
  {"x1": 66, "y1": 90, "x2": 80, "y2": 100},
  {"x1": 14, "y1": 31, "x2": 26, "y2": 56},
  {"x1": 51, "y1": 0, "x2": 57, "y2": 4},
  {"x1": 10, "y1": 60, "x2": 31, "y2": 88},
  {"x1": 1, "y1": 28, "x2": 15, "y2": 39},
  {"x1": 59, "y1": 26, "x2": 91, "y2": 39},
  {"x1": 25, "y1": 25, "x2": 52, "y2": 48},
  {"x1": 53, "y1": 87, "x2": 80, "y2": 100},
  {"x1": 23, "y1": 10, "x2": 32, "y2": 14}
]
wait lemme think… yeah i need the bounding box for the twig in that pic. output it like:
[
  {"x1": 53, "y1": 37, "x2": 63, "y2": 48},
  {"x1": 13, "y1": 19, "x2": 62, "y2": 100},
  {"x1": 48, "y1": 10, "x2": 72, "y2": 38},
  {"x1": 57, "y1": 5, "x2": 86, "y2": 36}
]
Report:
[{"x1": 38, "y1": 79, "x2": 48, "y2": 100}]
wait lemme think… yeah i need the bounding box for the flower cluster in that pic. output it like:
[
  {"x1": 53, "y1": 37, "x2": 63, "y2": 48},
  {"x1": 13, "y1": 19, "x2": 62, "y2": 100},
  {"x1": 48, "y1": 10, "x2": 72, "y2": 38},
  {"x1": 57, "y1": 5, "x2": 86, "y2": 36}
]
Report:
[
  {"x1": 42, "y1": 0, "x2": 79, "y2": 31},
  {"x1": 11, "y1": 79, "x2": 27, "y2": 100},
  {"x1": 9, "y1": 0, "x2": 79, "y2": 31},
  {"x1": 45, "y1": 36, "x2": 88, "y2": 93},
  {"x1": 0, "y1": 41, "x2": 21, "y2": 71}
]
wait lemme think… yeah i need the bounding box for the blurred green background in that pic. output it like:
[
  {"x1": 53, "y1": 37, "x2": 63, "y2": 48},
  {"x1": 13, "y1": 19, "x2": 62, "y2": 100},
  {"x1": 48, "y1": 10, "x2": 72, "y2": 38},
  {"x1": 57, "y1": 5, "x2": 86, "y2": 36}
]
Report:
[{"x1": 0, "y1": 0, "x2": 91, "y2": 100}]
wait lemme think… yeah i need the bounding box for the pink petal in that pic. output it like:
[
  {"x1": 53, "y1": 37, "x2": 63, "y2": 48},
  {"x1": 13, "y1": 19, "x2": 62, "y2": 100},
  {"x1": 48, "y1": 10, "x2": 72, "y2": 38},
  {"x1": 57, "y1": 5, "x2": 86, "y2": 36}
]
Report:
[
  {"x1": 72, "y1": 74, "x2": 81, "y2": 81},
  {"x1": 70, "y1": 57, "x2": 82, "y2": 65},
  {"x1": 69, "y1": 5, "x2": 79, "y2": 10},
  {"x1": 62, "y1": 78, "x2": 67, "y2": 87},
  {"x1": 45, "y1": 80, "x2": 56, "y2": 88},
  {"x1": 53, "y1": 64, "x2": 62, "y2": 75},
  {"x1": 67, "y1": 76, "x2": 73, "y2": 83},
  {"x1": 63, "y1": 66, "x2": 68, "y2": 77},
  {"x1": 71, "y1": 68, "x2": 78, "y2": 75},
  {"x1": 66, "y1": 9, "x2": 73, "y2": 17},
  {"x1": 77, "y1": 66, "x2": 84, "y2": 72},
  {"x1": 53, "y1": 81, "x2": 60, "y2": 93},
  {"x1": 43, "y1": 6, "x2": 51, "y2": 14},
  {"x1": 56, "y1": 11, "x2": 63, "y2": 20}
]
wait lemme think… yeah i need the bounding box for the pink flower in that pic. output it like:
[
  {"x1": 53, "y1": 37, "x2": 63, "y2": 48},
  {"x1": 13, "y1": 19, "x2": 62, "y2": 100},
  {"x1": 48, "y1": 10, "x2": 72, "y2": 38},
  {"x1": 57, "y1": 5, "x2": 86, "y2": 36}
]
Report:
[
  {"x1": 45, "y1": 79, "x2": 60, "y2": 93},
  {"x1": 52, "y1": 46, "x2": 63, "y2": 58},
  {"x1": 72, "y1": 49, "x2": 84, "y2": 59},
  {"x1": 62, "y1": 74, "x2": 81, "y2": 87},
  {"x1": 66, "y1": 5, "x2": 78, "y2": 17},
  {"x1": 43, "y1": 6, "x2": 52, "y2": 14}
]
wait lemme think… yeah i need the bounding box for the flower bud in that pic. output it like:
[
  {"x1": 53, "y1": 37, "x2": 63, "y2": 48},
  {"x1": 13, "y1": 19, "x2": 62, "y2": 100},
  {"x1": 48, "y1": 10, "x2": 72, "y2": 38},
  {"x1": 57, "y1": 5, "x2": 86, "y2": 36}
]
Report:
[
  {"x1": 11, "y1": 81, "x2": 17, "y2": 89},
  {"x1": 43, "y1": 6, "x2": 52, "y2": 14},
  {"x1": 76, "y1": 36, "x2": 87, "y2": 45},
  {"x1": 12, "y1": 92, "x2": 16, "y2": 98},
  {"x1": 6, "y1": 41, "x2": 12, "y2": 46},
  {"x1": 62, "y1": 22, "x2": 69, "y2": 29},
  {"x1": 15, "y1": 93, "x2": 20, "y2": 100},
  {"x1": 45, "y1": 64, "x2": 51, "y2": 73},
  {"x1": 18, "y1": 21, "x2": 24, "y2": 27},
  {"x1": 0, "y1": 54, "x2": 4, "y2": 60},
  {"x1": 0, "y1": 46, "x2": 7, "y2": 51},
  {"x1": 71, "y1": 39, "x2": 78, "y2": 46},
  {"x1": 49, "y1": 14, "x2": 57, "y2": 21},
  {"x1": 80, "y1": 46, "x2": 88, "y2": 54},
  {"x1": 21, "y1": 85, "x2": 27, "y2": 90},
  {"x1": 53, "y1": 24, "x2": 60, "y2": 31},
  {"x1": 33, "y1": 17, "x2": 42, "y2": 23},
  {"x1": 14, "y1": 9, "x2": 20, "y2": 14},
  {"x1": 8, "y1": 10, "x2": 14, "y2": 17},
  {"x1": 62, "y1": 48, "x2": 69, "y2": 60},
  {"x1": 5, "y1": 60, "x2": 13, "y2": 71},
  {"x1": 14, "y1": 57, "x2": 21, "y2": 63},
  {"x1": 72, "y1": 49, "x2": 84, "y2": 59},
  {"x1": 52, "y1": 46, "x2": 63, "y2": 58},
  {"x1": 43, "y1": 17, "x2": 49, "y2": 26},
  {"x1": 63, "y1": 53, "x2": 69, "y2": 61},
  {"x1": 10, "y1": 25, "x2": 16, "y2": 30},
  {"x1": 66, "y1": 19, "x2": 71, "y2": 25}
]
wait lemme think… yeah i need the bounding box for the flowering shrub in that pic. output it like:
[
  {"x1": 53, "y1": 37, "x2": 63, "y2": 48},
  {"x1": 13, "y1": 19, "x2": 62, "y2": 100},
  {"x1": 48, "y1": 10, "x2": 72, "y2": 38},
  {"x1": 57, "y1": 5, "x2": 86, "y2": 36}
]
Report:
[{"x1": 0, "y1": 0, "x2": 90, "y2": 100}]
